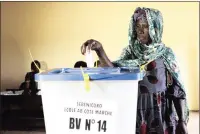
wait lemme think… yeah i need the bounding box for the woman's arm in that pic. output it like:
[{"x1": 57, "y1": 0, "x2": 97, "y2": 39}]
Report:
[
  {"x1": 81, "y1": 39, "x2": 134, "y2": 67},
  {"x1": 167, "y1": 70, "x2": 188, "y2": 122},
  {"x1": 173, "y1": 98, "x2": 187, "y2": 122},
  {"x1": 166, "y1": 70, "x2": 188, "y2": 133},
  {"x1": 96, "y1": 47, "x2": 114, "y2": 67}
]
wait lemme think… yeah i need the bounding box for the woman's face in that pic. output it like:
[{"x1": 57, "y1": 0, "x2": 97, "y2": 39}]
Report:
[{"x1": 135, "y1": 18, "x2": 151, "y2": 45}]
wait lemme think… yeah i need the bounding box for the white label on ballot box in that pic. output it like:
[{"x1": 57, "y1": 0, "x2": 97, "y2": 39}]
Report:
[{"x1": 58, "y1": 99, "x2": 118, "y2": 134}]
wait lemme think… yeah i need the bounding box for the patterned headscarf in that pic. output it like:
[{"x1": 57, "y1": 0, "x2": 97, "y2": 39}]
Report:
[
  {"x1": 133, "y1": 8, "x2": 147, "y2": 22},
  {"x1": 113, "y1": 7, "x2": 189, "y2": 122}
]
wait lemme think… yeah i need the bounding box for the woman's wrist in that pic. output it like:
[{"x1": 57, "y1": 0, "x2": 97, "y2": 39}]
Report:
[
  {"x1": 95, "y1": 47, "x2": 114, "y2": 67},
  {"x1": 178, "y1": 119, "x2": 187, "y2": 124},
  {"x1": 96, "y1": 47, "x2": 105, "y2": 57}
]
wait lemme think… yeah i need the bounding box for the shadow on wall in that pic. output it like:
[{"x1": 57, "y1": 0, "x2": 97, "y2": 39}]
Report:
[{"x1": 1, "y1": 34, "x2": 26, "y2": 91}]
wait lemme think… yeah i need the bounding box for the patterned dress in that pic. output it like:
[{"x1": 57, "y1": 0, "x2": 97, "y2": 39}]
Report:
[
  {"x1": 113, "y1": 57, "x2": 185, "y2": 134},
  {"x1": 135, "y1": 58, "x2": 185, "y2": 134}
]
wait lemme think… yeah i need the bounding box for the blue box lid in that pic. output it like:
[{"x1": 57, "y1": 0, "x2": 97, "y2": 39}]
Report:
[{"x1": 35, "y1": 67, "x2": 143, "y2": 81}]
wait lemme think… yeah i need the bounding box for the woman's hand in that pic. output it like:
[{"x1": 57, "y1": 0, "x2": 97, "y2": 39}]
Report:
[
  {"x1": 81, "y1": 39, "x2": 103, "y2": 55},
  {"x1": 176, "y1": 121, "x2": 188, "y2": 134},
  {"x1": 81, "y1": 39, "x2": 113, "y2": 67}
]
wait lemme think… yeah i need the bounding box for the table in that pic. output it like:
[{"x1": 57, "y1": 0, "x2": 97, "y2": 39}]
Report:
[{"x1": 0, "y1": 90, "x2": 45, "y2": 131}]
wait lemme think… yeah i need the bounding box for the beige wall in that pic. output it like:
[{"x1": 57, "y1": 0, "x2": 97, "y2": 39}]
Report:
[{"x1": 1, "y1": 2, "x2": 199, "y2": 110}]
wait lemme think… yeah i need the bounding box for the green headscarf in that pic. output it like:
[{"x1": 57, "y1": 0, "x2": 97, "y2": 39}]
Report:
[{"x1": 113, "y1": 7, "x2": 189, "y2": 122}]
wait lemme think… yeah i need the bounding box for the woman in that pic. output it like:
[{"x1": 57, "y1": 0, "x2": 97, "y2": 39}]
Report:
[
  {"x1": 81, "y1": 7, "x2": 189, "y2": 134},
  {"x1": 23, "y1": 60, "x2": 41, "y2": 95}
]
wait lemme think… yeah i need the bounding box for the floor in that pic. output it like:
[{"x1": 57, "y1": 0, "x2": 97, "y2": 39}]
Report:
[
  {"x1": 187, "y1": 111, "x2": 199, "y2": 134},
  {"x1": 1, "y1": 112, "x2": 199, "y2": 134}
]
